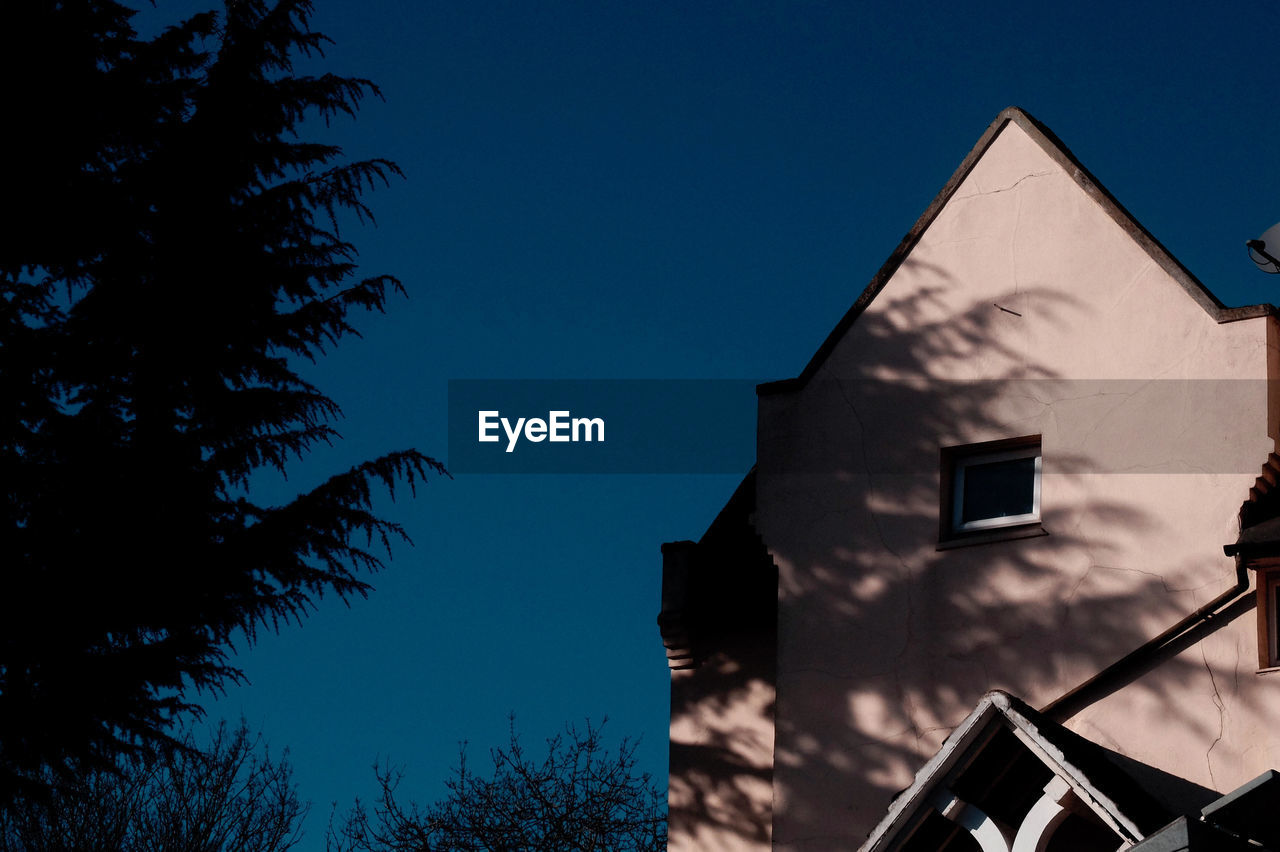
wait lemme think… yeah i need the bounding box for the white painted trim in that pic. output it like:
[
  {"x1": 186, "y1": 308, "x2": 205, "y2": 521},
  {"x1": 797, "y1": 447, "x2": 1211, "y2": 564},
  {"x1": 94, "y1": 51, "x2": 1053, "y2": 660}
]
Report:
[
  {"x1": 933, "y1": 789, "x2": 1014, "y2": 852},
  {"x1": 1011, "y1": 777, "x2": 1073, "y2": 852},
  {"x1": 857, "y1": 691, "x2": 1146, "y2": 852},
  {"x1": 994, "y1": 694, "x2": 1144, "y2": 844},
  {"x1": 952, "y1": 446, "x2": 1042, "y2": 533},
  {"x1": 858, "y1": 696, "x2": 1003, "y2": 852},
  {"x1": 933, "y1": 777, "x2": 1080, "y2": 852}
]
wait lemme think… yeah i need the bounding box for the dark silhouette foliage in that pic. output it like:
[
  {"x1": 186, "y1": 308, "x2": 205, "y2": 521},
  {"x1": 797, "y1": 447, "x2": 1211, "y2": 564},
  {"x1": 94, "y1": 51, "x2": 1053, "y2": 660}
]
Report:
[
  {"x1": 0, "y1": 0, "x2": 442, "y2": 801},
  {"x1": 330, "y1": 719, "x2": 667, "y2": 852},
  {"x1": 0, "y1": 720, "x2": 305, "y2": 852}
]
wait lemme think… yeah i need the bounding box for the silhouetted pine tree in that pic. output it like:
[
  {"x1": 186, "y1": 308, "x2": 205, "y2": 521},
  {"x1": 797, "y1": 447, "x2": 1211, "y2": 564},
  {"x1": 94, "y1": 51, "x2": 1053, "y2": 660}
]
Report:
[{"x1": 0, "y1": 0, "x2": 441, "y2": 801}]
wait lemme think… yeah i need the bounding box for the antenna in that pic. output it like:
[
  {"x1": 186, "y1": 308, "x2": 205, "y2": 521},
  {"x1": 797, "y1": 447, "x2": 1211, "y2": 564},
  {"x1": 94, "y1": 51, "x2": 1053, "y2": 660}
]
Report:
[{"x1": 1247, "y1": 222, "x2": 1280, "y2": 274}]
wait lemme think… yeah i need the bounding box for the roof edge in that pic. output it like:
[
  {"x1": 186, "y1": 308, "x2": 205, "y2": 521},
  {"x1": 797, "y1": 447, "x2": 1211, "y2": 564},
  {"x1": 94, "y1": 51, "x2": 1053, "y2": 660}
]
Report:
[
  {"x1": 857, "y1": 692, "x2": 1003, "y2": 852},
  {"x1": 760, "y1": 106, "x2": 1278, "y2": 398},
  {"x1": 858, "y1": 690, "x2": 1161, "y2": 852}
]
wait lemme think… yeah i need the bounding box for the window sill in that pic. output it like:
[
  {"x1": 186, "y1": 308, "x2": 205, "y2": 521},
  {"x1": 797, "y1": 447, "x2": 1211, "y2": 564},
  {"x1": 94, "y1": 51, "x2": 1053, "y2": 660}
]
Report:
[
  {"x1": 1256, "y1": 666, "x2": 1280, "y2": 675},
  {"x1": 937, "y1": 524, "x2": 1048, "y2": 551}
]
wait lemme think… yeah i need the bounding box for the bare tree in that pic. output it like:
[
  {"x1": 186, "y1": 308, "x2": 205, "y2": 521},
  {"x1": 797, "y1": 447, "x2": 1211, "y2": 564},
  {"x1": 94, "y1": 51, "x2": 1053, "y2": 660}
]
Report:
[
  {"x1": 0, "y1": 720, "x2": 305, "y2": 852},
  {"x1": 331, "y1": 718, "x2": 666, "y2": 852}
]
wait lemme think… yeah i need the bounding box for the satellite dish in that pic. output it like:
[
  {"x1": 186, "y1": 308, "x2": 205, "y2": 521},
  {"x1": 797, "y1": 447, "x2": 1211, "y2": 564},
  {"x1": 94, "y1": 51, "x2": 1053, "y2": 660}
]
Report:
[{"x1": 1248, "y1": 221, "x2": 1280, "y2": 274}]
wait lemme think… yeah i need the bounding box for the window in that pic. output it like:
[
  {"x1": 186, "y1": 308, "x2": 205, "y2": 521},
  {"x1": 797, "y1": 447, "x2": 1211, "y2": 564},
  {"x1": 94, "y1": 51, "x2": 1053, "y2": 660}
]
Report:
[
  {"x1": 1258, "y1": 567, "x2": 1280, "y2": 670},
  {"x1": 941, "y1": 437, "x2": 1042, "y2": 542}
]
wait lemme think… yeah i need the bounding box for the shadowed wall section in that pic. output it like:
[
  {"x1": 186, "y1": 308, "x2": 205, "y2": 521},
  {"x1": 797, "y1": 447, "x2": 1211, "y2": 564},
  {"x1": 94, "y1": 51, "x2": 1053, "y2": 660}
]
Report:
[{"x1": 662, "y1": 473, "x2": 777, "y2": 851}]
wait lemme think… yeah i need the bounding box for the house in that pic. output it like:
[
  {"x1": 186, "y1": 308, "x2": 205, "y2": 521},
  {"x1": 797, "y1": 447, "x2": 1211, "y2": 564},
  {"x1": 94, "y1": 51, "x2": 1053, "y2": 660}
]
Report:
[{"x1": 659, "y1": 107, "x2": 1280, "y2": 850}]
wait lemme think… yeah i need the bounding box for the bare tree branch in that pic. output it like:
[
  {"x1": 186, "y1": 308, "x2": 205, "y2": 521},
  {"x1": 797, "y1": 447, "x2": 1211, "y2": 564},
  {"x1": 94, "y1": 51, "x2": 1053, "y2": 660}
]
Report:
[
  {"x1": 0, "y1": 719, "x2": 306, "y2": 852},
  {"x1": 330, "y1": 717, "x2": 666, "y2": 852}
]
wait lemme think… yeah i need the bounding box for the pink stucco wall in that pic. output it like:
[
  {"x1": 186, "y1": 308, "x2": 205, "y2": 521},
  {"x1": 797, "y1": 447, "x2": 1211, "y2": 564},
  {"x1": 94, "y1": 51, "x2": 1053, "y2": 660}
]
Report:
[
  {"x1": 668, "y1": 637, "x2": 776, "y2": 851},
  {"x1": 716, "y1": 114, "x2": 1280, "y2": 849}
]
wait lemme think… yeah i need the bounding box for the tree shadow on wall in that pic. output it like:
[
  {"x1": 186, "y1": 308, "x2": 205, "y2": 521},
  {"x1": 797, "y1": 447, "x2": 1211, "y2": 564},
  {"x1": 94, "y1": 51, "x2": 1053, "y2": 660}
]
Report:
[{"x1": 666, "y1": 259, "x2": 1262, "y2": 849}]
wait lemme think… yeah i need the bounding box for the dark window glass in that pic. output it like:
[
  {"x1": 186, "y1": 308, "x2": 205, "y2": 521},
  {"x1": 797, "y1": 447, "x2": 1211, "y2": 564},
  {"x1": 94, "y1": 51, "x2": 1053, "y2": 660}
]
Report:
[
  {"x1": 961, "y1": 457, "x2": 1035, "y2": 524},
  {"x1": 1273, "y1": 582, "x2": 1280, "y2": 663}
]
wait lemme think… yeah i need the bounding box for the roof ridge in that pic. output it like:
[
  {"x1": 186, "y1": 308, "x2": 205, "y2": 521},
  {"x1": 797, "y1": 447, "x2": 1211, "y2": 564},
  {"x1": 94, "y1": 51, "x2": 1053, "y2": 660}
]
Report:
[{"x1": 760, "y1": 107, "x2": 1276, "y2": 397}]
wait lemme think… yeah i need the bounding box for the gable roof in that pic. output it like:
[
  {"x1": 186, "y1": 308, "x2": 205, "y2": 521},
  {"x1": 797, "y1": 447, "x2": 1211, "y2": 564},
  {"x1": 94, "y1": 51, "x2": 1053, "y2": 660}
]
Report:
[
  {"x1": 761, "y1": 107, "x2": 1276, "y2": 397},
  {"x1": 859, "y1": 690, "x2": 1218, "y2": 852}
]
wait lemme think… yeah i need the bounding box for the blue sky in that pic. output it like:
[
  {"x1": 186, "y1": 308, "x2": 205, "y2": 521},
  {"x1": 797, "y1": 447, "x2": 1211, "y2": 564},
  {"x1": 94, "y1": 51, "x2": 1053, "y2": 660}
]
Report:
[{"x1": 156, "y1": 0, "x2": 1280, "y2": 843}]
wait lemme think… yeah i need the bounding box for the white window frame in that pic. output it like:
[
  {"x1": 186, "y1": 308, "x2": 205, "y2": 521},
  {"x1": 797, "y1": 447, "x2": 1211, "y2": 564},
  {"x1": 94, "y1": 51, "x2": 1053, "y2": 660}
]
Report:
[{"x1": 949, "y1": 442, "x2": 1042, "y2": 534}]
